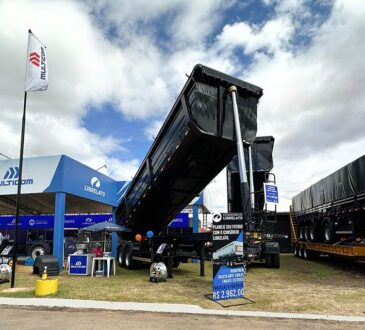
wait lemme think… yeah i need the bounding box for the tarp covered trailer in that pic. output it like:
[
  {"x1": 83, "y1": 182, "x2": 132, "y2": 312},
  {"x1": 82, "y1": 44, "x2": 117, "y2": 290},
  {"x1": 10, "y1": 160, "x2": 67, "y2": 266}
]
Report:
[
  {"x1": 292, "y1": 154, "x2": 365, "y2": 248},
  {"x1": 116, "y1": 64, "x2": 262, "y2": 236}
]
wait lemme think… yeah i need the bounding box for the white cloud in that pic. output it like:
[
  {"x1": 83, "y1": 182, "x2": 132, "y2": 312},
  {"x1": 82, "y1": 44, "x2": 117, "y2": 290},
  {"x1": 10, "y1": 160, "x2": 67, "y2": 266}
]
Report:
[
  {"x1": 217, "y1": 17, "x2": 294, "y2": 55},
  {"x1": 1, "y1": 0, "x2": 364, "y2": 214},
  {"x1": 238, "y1": 0, "x2": 365, "y2": 198}
]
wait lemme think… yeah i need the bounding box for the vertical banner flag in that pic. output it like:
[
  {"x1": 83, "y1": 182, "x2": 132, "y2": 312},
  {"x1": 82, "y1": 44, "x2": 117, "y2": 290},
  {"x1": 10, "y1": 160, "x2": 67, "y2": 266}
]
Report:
[
  {"x1": 12, "y1": 29, "x2": 48, "y2": 288},
  {"x1": 25, "y1": 30, "x2": 48, "y2": 92},
  {"x1": 212, "y1": 213, "x2": 245, "y2": 301}
]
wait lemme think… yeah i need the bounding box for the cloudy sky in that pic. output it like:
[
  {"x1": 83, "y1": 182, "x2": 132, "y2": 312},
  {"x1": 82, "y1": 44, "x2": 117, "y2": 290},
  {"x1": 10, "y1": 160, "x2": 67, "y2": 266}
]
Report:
[{"x1": 0, "y1": 0, "x2": 364, "y2": 212}]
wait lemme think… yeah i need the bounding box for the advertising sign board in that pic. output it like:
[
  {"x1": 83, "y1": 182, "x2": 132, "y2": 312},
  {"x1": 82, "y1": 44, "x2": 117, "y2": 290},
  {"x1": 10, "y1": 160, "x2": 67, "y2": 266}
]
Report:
[
  {"x1": 0, "y1": 214, "x2": 112, "y2": 230},
  {"x1": 212, "y1": 213, "x2": 245, "y2": 301},
  {"x1": 264, "y1": 183, "x2": 279, "y2": 204},
  {"x1": 69, "y1": 254, "x2": 93, "y2": 275},
  {"x1": 168, "y1": 213, "x2": 189, "y2": 228}
]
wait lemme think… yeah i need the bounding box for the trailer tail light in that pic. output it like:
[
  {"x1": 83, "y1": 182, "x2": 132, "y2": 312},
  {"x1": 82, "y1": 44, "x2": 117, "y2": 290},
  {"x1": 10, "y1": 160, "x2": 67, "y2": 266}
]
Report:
[{"x1": 135, "y1": 234, "x2": 142, "y2": 242}]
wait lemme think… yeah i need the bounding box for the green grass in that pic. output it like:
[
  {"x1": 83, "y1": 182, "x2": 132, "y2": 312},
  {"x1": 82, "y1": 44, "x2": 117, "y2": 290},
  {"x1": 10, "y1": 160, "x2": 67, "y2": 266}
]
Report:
[{"x1": 1, "y1": 254, "x2": 365, "y2": 315}]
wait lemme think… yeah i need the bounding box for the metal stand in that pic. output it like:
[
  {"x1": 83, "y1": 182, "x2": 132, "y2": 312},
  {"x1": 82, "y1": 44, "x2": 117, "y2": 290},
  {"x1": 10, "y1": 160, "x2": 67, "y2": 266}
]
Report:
[
  {"x1": 204, "y1": 294, "x2": 255, "y2": 307},
  {"x1": 167, "y1": 244, "x2": 173, "y2": 278},
  {"x1": 199, "y1": 244, "x2": 205, "y2": 276},
  {"x1": 10, "y1": 91, "x2": 28, "y2": 288}
]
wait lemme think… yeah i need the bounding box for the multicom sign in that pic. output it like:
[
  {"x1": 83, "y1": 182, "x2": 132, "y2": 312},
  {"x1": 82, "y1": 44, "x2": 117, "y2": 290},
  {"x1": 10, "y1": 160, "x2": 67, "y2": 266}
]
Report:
[
  {"x1": 0, "y1": 167, "x2": 33, "y2": 187},
  {"x1": 0, "y1": 155, "x2": 126, "y2": 206}
]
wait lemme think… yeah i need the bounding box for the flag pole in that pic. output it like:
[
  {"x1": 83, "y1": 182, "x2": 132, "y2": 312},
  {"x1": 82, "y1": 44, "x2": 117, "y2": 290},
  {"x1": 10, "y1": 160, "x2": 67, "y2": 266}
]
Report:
[{"x1": 10, "y1": 89, "x2": 28, "y2": 288}]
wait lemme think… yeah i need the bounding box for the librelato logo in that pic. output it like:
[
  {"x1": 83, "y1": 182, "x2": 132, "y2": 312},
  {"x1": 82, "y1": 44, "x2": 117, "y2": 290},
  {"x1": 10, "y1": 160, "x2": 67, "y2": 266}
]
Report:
[
  {"x1": 0, "y1": 167, "x2": 33, "y2": 187},
  {"x1": 84, "y1": 177, "x2": 105, "y2": 197}
]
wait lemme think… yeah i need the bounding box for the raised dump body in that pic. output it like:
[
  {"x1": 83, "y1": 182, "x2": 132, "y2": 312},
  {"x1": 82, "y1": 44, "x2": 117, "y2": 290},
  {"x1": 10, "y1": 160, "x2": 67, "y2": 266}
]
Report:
[
  {"x1": 292, "y1": 155, "x2": 365, "y2": 244},
  {"x1": 116, "y1": 64, "x2": 263, "y2": 235}
]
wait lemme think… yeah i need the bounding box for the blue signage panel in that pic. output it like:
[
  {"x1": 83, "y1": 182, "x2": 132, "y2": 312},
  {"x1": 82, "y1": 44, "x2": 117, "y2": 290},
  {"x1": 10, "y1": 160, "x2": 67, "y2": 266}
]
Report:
[
  {"x1": 212, "y1": 213, "x2": 245, "y2": 301},
  {"x1": 0, "y1": 214, "x2": 112, "y2": 230},
  {"x1": 264, "y1": 183, "x2": 279, "y2": 204},
  {"x1": 65, "y1": 214, "x2": 112, "y2": 228},
  {"x1": 169, "y1": 213, "x2": 189, "y2": 228},
  {"x1": 52, "y1": 156, "x2": 123, "y2": 206},
  {"x1": 69, "y1": 255, "x2": 88, "y2": 275}
]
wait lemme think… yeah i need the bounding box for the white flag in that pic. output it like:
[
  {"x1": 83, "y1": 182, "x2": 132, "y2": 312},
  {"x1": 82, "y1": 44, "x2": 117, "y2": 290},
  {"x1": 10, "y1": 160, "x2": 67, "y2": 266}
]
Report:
[{"x1": 25, "y1": 30, "x2": 48, "y2": 92}]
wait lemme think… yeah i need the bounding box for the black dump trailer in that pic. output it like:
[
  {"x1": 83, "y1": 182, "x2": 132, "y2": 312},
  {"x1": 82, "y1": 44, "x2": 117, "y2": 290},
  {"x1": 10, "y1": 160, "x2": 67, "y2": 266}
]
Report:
[
  {"x1": 226, "y1": 136, "x2": 280, "y2": 268},
  {"x1": 115, "y1": 64, "x2": 263, "y2": 273},
  {"x1": 291, "y1": 155, "x2": 365, "y2": 261},
  {"x1": 227, "y1": 136, "x2": 274, "y2": 212}
]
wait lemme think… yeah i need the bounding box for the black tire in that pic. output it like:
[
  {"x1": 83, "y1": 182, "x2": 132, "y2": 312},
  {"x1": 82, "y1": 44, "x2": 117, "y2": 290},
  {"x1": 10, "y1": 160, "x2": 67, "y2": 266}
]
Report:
[
  {"x1": 307, "y1": 250, "x2": 320, "y2": 260},
  {"x1": 304, "y1": 227, "x2": 310, "y2": 242},
  {"x1": 124, "y1": 247, "x2": 135, "y2": 270},
  {"x1": 303, "y1": 247, "x2": 308, "y2": 260},
  {"x1": 272, "y1": 254, "x2": 280, "y2": 268},
  {"x1": 298, "y1": 248, "x2": 304, "y2": 259},
  {"x1": 309, "y1": 223, "x2": 321, "y2": 242},
  {"x1": 298, "y1": 225, "x2": 305, "y2": 240},
  {"x1": 117, "y1": 248, "x2": 125, "y2": 267},
  {"x1": 265, "y1": 254, "x2": 273, "y2": 268},
  {"x1": 293, "y1": 246, "x2": 298, "y2": 257},
  {"x1": 29, "y1": 243, "x2": 50, "y2": 260},
  {"x1": 323, "y1": 219, "x2": 336, "y2": 243}
]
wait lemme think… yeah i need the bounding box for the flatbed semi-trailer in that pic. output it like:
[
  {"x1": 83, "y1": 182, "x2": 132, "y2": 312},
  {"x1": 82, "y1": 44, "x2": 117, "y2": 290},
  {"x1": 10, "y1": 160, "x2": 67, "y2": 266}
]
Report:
[
  {"x1": 290, "y1": 155, "x2": 365, "y2": 261},
  {"x1": 292, "y1": 240, "x2": 365, "y2": 260}
]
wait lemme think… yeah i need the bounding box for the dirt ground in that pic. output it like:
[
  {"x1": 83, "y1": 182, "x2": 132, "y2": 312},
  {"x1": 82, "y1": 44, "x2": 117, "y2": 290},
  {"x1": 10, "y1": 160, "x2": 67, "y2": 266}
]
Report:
[{"x1": 0, "y1": 307, "x2": 364, "y2": 330}]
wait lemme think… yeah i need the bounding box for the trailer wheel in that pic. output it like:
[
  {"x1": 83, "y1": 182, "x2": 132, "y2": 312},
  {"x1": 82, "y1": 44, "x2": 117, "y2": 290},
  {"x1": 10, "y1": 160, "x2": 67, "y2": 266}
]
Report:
[
  {"x1": 265, "y1": 255, "x2": 273, "y2": 268},
  {"x1": 303, "y1": 247, "x2": 308, "y2": 260},
  {"x1": 323, "y1": 219, "x2": 336, "y2": 243},
  {"x1": 309, "y1": 223, "x2": 320, "y2": 242},
  {"x1": 117, "y1": 248, "x2": 125, "y2": 267},
  {"x1": 29, "y1": 243, "x2": 50, "y2": 260},
  {"x1": 124, "y1": 247, "x2": 135, "y2": 270},
  {"x1": 293, "y1": 246, "x2": 299, "y2": 257},
  {"x1": 306, "y1": 250, "x2": 320, "y2": 260},
  {"x1": 298, "y1": 248, "x2": 304, "y2": 259},
  {"x1": 272, "y1": 254, "x2": 280, "y2": 268},
  {"x1": 299, "y1": 226, "x2": 304, "y2": 240},
  {"x1": 304, "y1": 227, "x2": 310, "y2": 241}
]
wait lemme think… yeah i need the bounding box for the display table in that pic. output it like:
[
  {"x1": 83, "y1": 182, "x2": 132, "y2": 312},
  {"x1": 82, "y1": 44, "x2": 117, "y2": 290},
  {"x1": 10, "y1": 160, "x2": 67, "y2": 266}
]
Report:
[
  {"x1": 68, "y1": 254, "x2": 94, "y2": 275},
  {"x1": 91, "y1": 256, "x2": 116, "y2": 278}
]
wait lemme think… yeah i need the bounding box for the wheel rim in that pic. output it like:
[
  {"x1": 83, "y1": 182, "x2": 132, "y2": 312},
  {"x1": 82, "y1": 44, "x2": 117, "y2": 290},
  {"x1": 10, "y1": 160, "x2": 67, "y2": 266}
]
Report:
[
  {"x1": 125, "y1": 251, "x2": 130, "y2": 267},
  {"x1": 118, "y1": 252, "x2": 123, "y2": 265},
  {"x1": 298, "y1": 249, "x2": 302, "y2": 257},
  {"x1": 324, "y1": 226, "x2": 330, "y2": 241},
  {"x1": 303, "y1": 249, "x2": 307, "y2": 259},
  {"x1": 304, "y1": 228, "x2": 309, "y2": 241},
  {"x1": 310, "y1": 227, "x2": 315, "y2": 241},
  {"x1": 32, "y1": 247, "x2": 45, "y2": 259}
]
